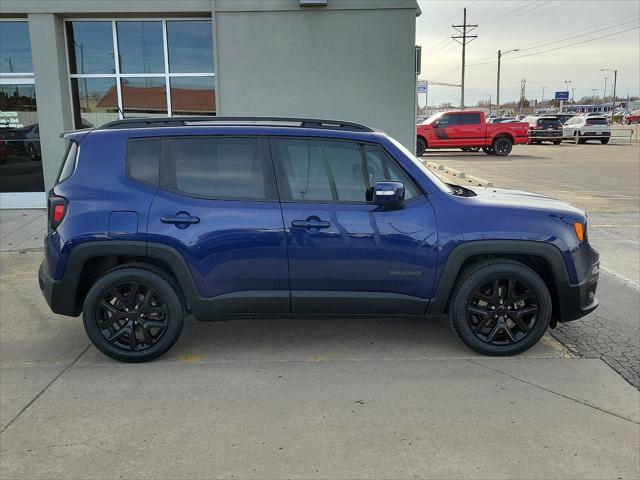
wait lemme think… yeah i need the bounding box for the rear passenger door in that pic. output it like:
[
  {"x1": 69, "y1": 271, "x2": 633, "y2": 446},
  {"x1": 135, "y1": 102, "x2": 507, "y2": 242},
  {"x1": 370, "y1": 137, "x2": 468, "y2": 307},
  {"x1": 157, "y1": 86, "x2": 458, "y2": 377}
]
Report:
[
  {"x1": 270, "y1": 137, "x2": 438, "y2": 316},
  {"x1": 458, "y1": 112, "x2": 484, "y2": 145},
  {"x1": 142, "y1": 136, "x2": 290, "y2": 316}
]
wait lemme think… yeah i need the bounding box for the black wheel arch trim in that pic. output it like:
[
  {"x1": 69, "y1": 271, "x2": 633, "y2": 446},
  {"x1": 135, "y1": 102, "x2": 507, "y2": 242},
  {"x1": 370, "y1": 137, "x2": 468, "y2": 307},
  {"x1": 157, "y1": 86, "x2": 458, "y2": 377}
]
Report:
[{"x1": 427, "y1": 240, "x2": 580, "y2": 318}]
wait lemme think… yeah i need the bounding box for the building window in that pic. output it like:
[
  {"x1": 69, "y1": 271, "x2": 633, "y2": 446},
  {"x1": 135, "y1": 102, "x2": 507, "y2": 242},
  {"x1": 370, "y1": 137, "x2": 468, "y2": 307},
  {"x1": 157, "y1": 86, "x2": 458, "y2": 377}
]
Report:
[{"x1": 66, "y1": 19, "x2": 215, "y2": 128}]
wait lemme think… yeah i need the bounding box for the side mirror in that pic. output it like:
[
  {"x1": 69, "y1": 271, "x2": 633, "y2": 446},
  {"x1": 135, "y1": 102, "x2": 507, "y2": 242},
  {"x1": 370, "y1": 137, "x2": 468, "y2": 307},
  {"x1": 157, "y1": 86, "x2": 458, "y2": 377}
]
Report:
[{"x1": 374, "y1": 181, "x2": 405, "y2": 207}]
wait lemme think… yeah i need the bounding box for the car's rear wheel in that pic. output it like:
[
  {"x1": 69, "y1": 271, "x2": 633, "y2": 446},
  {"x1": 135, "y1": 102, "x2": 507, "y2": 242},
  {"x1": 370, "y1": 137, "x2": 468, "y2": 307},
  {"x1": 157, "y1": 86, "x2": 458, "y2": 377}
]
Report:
[
  {"x1": 492, "y1": 137, "x2": 512, "y2": 156},
  {"x1": 600, "y1": 138, "x2": 610, "y2": 144},
  {"x1": 553, "y1": 140, "x2": 561, "y2": 145},
  {"x1": 416, "y1": 137, "x2": 427, "y2": 156},
  {"x1": 83, "y1": 267, "x2": 185, "y2": 362},
  {"x1": 449, "y1": 260, "x2": 551, "y2": 356},
  {"x1": 482, "y1": 147, "x2": 495, "y2": 155}
]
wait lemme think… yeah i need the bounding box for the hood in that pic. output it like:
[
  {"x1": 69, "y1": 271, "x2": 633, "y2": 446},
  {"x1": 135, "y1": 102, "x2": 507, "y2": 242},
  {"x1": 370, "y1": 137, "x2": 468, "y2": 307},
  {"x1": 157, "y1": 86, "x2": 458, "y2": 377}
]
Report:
[{"x1": 468, "y1": 186, "x2": 586, "y2": 220}]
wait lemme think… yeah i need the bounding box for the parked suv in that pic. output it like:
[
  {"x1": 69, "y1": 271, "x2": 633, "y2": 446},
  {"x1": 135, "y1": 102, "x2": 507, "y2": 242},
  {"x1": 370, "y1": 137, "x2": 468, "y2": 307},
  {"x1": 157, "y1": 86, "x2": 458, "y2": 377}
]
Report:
[
  {"x1": 39, "y1": 117, "x2": 600, "y2": 362},
  {"x1": 563, "y1": 116, "x2": 611, "y2": 144},
  {"x1": 522, "y1": 116, "x2": 563, "y2": 144}
]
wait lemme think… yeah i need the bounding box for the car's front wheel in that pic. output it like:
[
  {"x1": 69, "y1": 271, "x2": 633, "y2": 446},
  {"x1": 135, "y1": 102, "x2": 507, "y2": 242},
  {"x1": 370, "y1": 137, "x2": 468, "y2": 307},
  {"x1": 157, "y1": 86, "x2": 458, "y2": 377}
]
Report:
[
  {"x1": 601, "y1": 138, "x2": 610, "y2": 144},
  {"x1": 449, "y1": 260, "x2": 552, "y2": 356},
  {"x1": 416, "y1": 137, "x2": 427, "y2": 156},
  {"x1": 83, "y1": 267, "x2": 185, "y2": 362}
]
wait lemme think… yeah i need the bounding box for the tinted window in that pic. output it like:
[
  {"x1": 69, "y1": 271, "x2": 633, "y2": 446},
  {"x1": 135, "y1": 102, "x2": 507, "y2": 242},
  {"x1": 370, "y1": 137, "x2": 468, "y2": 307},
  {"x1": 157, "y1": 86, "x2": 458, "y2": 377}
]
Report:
[
  {"x1": 167, "y1": 21, "x2": 214, "y2": 73},
  {"x1": 57, "y1": 142, "x2": 78, "y2": 184},
  {"x1": 538, "y1": 118, "x2": 561, "y2": 127},
  {"x1": 272, "y1": 139, "x2": 419, "y2": 203},
  {"x1": 436, "y1": 114, "x2": 458, "y2": 128},
  {"x1": 586, "y1": 118, "x2": 607, "y2": 125},
  {"x1": 0, "y1": 21, "x2": 33, "y2": 73},
  {"x1": 460, "y1": 113, "x2": 481, "y2": 125},
  {"x1": 163, "y1": 137, "x2": 273, "y2": 200},
  {"x1": 128, "y1": 138, "x2": 160, "y2": 185}
]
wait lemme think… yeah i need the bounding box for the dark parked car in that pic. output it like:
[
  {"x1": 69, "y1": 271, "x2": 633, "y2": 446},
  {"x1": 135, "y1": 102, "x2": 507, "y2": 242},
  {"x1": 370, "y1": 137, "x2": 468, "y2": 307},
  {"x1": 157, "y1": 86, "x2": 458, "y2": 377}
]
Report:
[
  {"x1": 39, "y1": 117, "x2": 599, "y2": 362},
  {"x1": 522, "y1": 116, "x2": 563, "y2": 144}
]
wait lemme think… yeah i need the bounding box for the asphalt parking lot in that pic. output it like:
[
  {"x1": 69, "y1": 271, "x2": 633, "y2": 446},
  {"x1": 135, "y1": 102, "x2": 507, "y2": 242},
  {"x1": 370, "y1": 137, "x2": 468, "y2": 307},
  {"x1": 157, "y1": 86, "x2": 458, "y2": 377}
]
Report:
[
  {"x1": 423, "y1": 141, "x2": 640, "y2": 389},
  {"x1": 1, "y1": 142, "x2": 639, "y2": 479}
]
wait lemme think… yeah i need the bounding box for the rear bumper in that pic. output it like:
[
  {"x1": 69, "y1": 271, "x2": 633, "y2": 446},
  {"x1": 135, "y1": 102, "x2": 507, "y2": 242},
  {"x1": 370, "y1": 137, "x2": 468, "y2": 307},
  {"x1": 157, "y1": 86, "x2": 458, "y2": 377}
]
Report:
[
  {"x1": 38, "y1": 260, "x2": 80, "y2": 317},
  {"x1": 554, "y1": 260, "x2": 600, "y2": 323},
  {"x1": 530, "y1": 130, "x2": 562, "y2": 139}
]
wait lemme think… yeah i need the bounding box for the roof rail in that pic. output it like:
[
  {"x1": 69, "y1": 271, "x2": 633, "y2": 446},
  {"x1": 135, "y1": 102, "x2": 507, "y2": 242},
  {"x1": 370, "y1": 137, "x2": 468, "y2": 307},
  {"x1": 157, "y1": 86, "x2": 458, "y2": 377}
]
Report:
[{"x1": 98, "y1": 116, "x2": 374, "y2": 132}]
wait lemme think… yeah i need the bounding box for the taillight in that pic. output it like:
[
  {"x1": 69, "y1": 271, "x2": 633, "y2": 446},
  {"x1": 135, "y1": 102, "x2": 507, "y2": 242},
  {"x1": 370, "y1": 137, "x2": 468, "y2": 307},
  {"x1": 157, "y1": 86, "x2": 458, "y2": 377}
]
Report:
[{"x1": 48, "y1": 195, "x2": 67, "y2": 230}]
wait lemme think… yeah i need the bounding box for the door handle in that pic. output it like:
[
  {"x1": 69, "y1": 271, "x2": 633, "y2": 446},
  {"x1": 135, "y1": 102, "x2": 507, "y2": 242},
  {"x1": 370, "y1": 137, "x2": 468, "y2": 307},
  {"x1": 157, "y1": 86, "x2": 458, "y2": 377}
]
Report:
[
  {"x1": 161, "y1": 214, "x2": 200, "y2": 225},
  {"x1": 291, "y1": 220, "x2": 331, "y2": 229}
]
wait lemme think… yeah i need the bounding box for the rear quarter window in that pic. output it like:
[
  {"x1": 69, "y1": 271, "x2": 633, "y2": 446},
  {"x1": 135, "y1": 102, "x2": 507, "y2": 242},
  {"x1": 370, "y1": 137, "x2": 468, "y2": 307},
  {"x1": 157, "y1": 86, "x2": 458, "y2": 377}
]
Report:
[
  {"x1": 57, "y1": 141, "x2": 78, "y2": 184},
  {"x1": 128, "y1": 138, "x2": 160, "y2": 186}
]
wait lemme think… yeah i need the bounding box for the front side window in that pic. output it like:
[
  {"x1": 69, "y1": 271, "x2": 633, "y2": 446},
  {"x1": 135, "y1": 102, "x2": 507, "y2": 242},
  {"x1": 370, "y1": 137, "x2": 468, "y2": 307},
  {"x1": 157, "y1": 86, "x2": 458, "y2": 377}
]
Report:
[
  {"x1": 66, "y1": 19, "x2": 216, "y2": 128},
  {"x1": 436, "y1": 114, "x2": 458, "y2": 128},
  {"x1": 162, "y1": 137, "x2": 274, "y2": 200},
  {"x1": 271, "y1": 138, "x2": 419, "y2": 203}
]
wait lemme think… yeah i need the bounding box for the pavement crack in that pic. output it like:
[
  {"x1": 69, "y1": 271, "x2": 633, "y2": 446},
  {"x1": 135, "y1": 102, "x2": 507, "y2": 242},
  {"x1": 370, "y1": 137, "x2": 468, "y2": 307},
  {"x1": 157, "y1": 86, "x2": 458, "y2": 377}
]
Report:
[
  {"x1": 0, "y1": 343, "x2": 92, "y2": 435},
  {"x1": 467, "y1": 359, "x2": 640, "y2": 425}
]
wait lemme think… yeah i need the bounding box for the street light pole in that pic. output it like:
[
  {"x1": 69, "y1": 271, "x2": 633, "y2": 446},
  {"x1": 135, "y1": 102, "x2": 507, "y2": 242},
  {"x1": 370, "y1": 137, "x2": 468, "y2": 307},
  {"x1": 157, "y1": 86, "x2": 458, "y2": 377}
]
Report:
[
  {"x1": 541, "y1": 86, "x2": 546, "y2": 112},
  {"x1": 601, "y1": 68, "x2": 618, "y2": 108},
  {"x1": 602, "y1": 77, "x2": 608, "y2": 107},
  {"x1": 563, "y1": 80, "x2": 572, "y2": 113},
  {"x1": 496, "y1": 48, "x2": 519, "y2": 116}
]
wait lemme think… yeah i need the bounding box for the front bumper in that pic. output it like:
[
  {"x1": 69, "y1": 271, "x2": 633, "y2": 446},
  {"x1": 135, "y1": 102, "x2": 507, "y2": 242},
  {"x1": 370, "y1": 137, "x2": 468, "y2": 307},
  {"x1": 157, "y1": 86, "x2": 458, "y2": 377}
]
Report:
[
  {"x1": 38, "y1": 260, "x2": 80, "y2": 317},
  {"x1": 554, "y1": 261, "x2": 599, "y2": 323}
]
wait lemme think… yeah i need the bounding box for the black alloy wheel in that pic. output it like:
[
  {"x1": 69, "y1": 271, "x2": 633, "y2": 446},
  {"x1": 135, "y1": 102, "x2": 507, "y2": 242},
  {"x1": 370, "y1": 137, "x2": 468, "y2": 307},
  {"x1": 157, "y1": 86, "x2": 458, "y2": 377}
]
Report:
[
  {"x1": 83, "y1": 267, "x2": 184, "y2": 362},
  {"x1": 464, "y1": 276, "x2": 539, "y2": 346},
  {"x1": 492, "y1": 137, "x2": 513, "y2": 156},
  {"x1": 416, "y1": 137, "x2": 427, "y2": 156},
  {"x1": 95, "y1": 282, "x2": 169, "y2": 351},
  {"x1": 482, "y1": 146, "x2": 495, "y2": 155},
  {"x1": 449, "y1": 260, "x2": 551, "y2": 356}
]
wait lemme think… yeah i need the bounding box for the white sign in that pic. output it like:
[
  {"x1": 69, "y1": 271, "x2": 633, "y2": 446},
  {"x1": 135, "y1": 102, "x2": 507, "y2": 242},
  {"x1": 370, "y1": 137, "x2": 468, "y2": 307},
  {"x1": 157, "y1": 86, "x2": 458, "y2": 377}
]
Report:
[{"x1": 417, "y1": 82, "x2": 427, "y2": 94}]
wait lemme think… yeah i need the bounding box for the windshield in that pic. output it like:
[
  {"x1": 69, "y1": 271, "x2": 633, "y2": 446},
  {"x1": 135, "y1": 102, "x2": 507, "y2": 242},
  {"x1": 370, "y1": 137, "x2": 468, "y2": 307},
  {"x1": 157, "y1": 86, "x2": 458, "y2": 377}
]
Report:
[
  {"x1": 423, "y1": 112, "x2": 445, "y2": 125},
  {"x1": 387, "y1": 136, "x2": 453, "y2": 194}
]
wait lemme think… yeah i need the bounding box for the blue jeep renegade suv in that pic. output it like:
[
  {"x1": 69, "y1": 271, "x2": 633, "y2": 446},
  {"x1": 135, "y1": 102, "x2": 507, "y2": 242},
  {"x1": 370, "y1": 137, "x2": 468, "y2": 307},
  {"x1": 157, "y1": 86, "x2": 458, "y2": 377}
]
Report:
[{"x1": 38, "y1": 117, "x2": 599, "y2": 362}]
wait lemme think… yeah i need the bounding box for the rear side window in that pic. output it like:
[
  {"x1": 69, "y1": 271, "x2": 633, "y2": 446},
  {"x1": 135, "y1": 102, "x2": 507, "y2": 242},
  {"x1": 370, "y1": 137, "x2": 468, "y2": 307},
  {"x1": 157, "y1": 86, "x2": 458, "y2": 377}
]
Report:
[
  {"x1": 128, "y1": 138, "x2": 160, "y2": 186},
  {"x1": 57, "y1": 141, "x2": 78, "y2": 184},
  {"x1": 586, "y1": 118, "x2": 607, "y2": 125},
  {"x1": 162, "y1": 137, "x2": 275, "y2": 200},
  {"x1": 460, "y1": 113, "x2": 481, "y2": 125}
]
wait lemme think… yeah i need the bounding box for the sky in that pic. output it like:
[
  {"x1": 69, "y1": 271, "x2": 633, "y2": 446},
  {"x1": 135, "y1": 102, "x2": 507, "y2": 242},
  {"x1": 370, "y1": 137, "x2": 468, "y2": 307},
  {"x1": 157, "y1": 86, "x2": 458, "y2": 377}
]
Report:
[{"x1": 416, "y1": 0, "x2": 640, "y2": 107}]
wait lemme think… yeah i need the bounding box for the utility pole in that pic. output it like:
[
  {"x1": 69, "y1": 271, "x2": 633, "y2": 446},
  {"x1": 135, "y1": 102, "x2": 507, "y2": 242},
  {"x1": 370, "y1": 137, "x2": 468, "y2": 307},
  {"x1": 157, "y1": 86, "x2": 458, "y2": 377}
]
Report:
[
  {"x1": 495, "y1": 48, "x2": 519, "y2": 115},
  {"x1": 601, "y1": 68, "x2": 618, "y2": 108},
  {"x1": 452, "y1": 7, "x2": 477, "y2": 109},
  {"x1": 519, "y1": 78, "x2": 526, "y2": 116},
  {"x1": 602, "y1": 77, "x2": 608, "y2": 107}
]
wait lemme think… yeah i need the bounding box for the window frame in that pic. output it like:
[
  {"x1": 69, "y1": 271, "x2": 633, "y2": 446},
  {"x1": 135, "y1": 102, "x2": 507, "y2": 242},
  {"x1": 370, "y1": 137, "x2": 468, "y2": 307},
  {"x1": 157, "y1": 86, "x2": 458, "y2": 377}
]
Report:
[
  {"x1": 64, "y1": 17, "x2": 216, "y2": 128},
  {"x1": 268, "y1": 136, "x2": 423, "y2": 205}
]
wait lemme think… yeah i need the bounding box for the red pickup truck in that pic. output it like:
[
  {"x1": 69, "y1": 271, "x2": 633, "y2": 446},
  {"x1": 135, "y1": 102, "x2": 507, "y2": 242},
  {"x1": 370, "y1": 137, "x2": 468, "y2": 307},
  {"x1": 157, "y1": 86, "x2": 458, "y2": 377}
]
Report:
[{"x1": 416, "y1": 110, "x2": 529, "y2": 156}]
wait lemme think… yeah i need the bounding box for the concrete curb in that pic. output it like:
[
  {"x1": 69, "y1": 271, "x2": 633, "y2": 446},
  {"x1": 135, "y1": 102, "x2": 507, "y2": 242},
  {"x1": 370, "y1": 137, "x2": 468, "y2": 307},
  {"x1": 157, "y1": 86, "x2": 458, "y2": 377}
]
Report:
[{"x1": 421, "y1": 159, "x2": 494, "y2": 187}]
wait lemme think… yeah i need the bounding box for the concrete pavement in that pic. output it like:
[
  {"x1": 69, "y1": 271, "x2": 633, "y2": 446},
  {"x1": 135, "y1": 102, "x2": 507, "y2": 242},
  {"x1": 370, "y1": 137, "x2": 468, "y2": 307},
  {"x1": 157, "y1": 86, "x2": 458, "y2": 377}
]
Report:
[{"x1": 1, "y1": 251, "x2": 639, "y2": 479}]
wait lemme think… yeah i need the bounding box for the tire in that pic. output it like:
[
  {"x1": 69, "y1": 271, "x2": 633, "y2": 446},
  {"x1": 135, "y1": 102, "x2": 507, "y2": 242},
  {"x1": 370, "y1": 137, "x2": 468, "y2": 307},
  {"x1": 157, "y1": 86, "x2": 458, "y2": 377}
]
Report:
[
  {"x1": 492, "y1": 137, "x2": 513, "y2": 156},
  {"x1": 28, "y1": 144, "x2": 40, "y2": 161},
  {"x1": 416, "y1": 137, "x2": 427, "y2": 156},
  {"x1": 83, "y1": 267, "x2": 185, "y2": 362},
  {"x1": 600, "y1": 138, "x2": 610, "y2": 144},
  {"x1": 449, "y1": 259, "x2": 552, "y2": 356},
  {"x1": 482, "y1": 147, "x2": 495, "y2": 155},
  {"x1": 553, "y1": 140, "x2": 561, "y2": 145}
]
